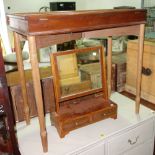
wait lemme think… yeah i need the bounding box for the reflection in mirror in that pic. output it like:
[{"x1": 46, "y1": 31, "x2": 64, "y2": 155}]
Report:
[{"x1": 56, "y1": 48, "x2": 102, "y2": 98}]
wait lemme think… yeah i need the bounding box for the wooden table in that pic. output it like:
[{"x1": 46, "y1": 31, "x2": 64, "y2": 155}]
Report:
[{"x1": 7, "y1": 9, "x2": 146, "y2": 152}]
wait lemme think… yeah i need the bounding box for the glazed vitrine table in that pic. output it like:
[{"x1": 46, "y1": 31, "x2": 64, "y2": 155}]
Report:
[{"x1": 7, "y1": 9, "x2": 146, "y2": 152}]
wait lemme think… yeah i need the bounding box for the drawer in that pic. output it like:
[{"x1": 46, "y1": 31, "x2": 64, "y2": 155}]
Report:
[
  {"x1": 78, "y1": 142, "x2": 105, "y2": 155},
  {"x1": 107, "y1": 119, "x2": 154, "y2": 155},
  {"x1": 62, "y1": 116, "x2": 90, "y2": 131},
  {"x1": 126, "y1": 138, "x2": 154, "y2": 155},
  {"x1": 93, "y1": 108, "x2": 115, "y2": 121}
]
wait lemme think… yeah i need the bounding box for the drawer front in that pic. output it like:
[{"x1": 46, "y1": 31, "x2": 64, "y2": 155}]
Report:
[
  {"x1": 93, "y1": 107, "x2": 116, "y2": 121},
  {"x1": 63, "y1": 116, "x2": 90, "y2": 131},
  {"x1": 78, "y1": 142, "x2": 105, "y2": 155},
  {"x1": 125, "y1": 138, "x2": 154, "y2": 155},
  {"x1": 107, "y1": 118, "x2": 154, "y2": 155}
]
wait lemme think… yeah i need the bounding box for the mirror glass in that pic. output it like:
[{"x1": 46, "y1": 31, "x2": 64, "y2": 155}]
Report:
[{"x1": 55, "y1": 47, "x2": 103, "y2": 98}]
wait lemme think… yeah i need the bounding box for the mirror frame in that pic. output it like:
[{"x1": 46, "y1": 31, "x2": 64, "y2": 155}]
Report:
[{"x1": 50, "y1": 46, "x2": 108, "y2": 106}]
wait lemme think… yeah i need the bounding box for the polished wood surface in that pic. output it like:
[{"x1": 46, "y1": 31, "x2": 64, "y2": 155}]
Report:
[
  {"x1": 7, "y1": 9, "x2": 146, "y2": 152},
  {"x1": 53, "y1": 98, "x2": 117, "y2": 138},
  {"x1": 8, "y1": 9, "x2": 146, "y2": 35}
]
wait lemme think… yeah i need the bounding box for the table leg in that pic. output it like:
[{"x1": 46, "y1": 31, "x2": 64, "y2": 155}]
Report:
[
  {"x1": 136, "y1": 24, "x2": 145, "y2": 114},
  {"x1": 14, "y1": 32, "x2": 30, "y2": 125},
  {"x1": 107, "y1": 37, "x2": 112, "y2": 97},
  {"x1": 28, "y1": 36, "x2": 48, "y2": 152}
]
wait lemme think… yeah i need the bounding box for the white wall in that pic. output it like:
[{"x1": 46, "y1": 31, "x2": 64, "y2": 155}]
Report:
[
  {"x1": 84, "y1": 0, "x2": 142, "y2": 10},
  {"x1": 4, "y1": 0, "x2": 86, "y2": 13},
  {"x1": 0, "y1": 0, "x2": 12, "y2": 54},
  {"x1": 4, "y1": 0, "x2": 142, "y2": 13},
  {"x1": 144, "y1": 0, "x2": 155, "y2": 7},
  {"x1": 4, "y1": 0, "x2": 51, "y2": 13}
]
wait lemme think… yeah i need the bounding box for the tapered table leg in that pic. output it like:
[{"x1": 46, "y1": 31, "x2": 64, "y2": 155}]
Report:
[
  {"x1": 136, "y1": 24, "x2": 145, "y2": 114},
  {"x1": 14, "y1": 32, "x2": 30, "y2": 125},
  {"x1": 107, "y1": 37, "x2": 112, "y2": 97},
  {"x1": 28, "y1": 36, "x2": 48, "y2": 152}
]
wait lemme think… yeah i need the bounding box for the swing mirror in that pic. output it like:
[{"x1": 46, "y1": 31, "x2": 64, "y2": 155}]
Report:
[{"x1": 51, "y1": 46, "x2": 107, "y2": 102}]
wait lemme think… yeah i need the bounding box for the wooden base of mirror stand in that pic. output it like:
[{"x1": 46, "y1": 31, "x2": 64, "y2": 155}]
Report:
[{"x1": 51, "y1": 99, "x2": 117, "y2": 138}]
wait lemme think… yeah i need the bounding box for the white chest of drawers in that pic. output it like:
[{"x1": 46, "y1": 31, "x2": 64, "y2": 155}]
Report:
[
  {"x1": 106, "y1": 117, "x2": 154, "y2": 155},
  {"x1": 16, "y1": 93, "x2": 155, "y2": 155}
]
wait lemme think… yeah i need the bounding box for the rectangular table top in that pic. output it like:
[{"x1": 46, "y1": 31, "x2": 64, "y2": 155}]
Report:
[{"x1": 7, "y1": 9, "x2": 147, "y2": 35}]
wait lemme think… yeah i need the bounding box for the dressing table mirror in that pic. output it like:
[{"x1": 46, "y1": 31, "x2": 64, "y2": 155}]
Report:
[{"x1": 51, "y1": 46, "x2": 117, "y2": 138}]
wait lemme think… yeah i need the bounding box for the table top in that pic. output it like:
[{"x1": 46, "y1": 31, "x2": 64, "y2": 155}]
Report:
[{"x1": 7, "y1": 9, "x2": 147, "y2": 35}]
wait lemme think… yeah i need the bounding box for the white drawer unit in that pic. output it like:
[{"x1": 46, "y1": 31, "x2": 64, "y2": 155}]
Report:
[
  {"x1": 16, "y1": 93, "x2": 155, "y2": 155},
  {"x1": 124, "y1": 138, "x2": 154, "y2": 155},
  {"x1": 78, "y1": 142, "x2": 105, "y2": 155},
  {"x1": 106, "y1": 118, "x2": 154, "y2": 155}
]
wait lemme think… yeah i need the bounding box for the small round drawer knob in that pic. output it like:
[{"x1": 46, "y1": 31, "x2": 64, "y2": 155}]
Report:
[
  {"x1": 145, "y1": 68, "x2": 152, "y2": 76},
  {"x1": 142, "y1": 67, "x2": 152, "y2": 76}
]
